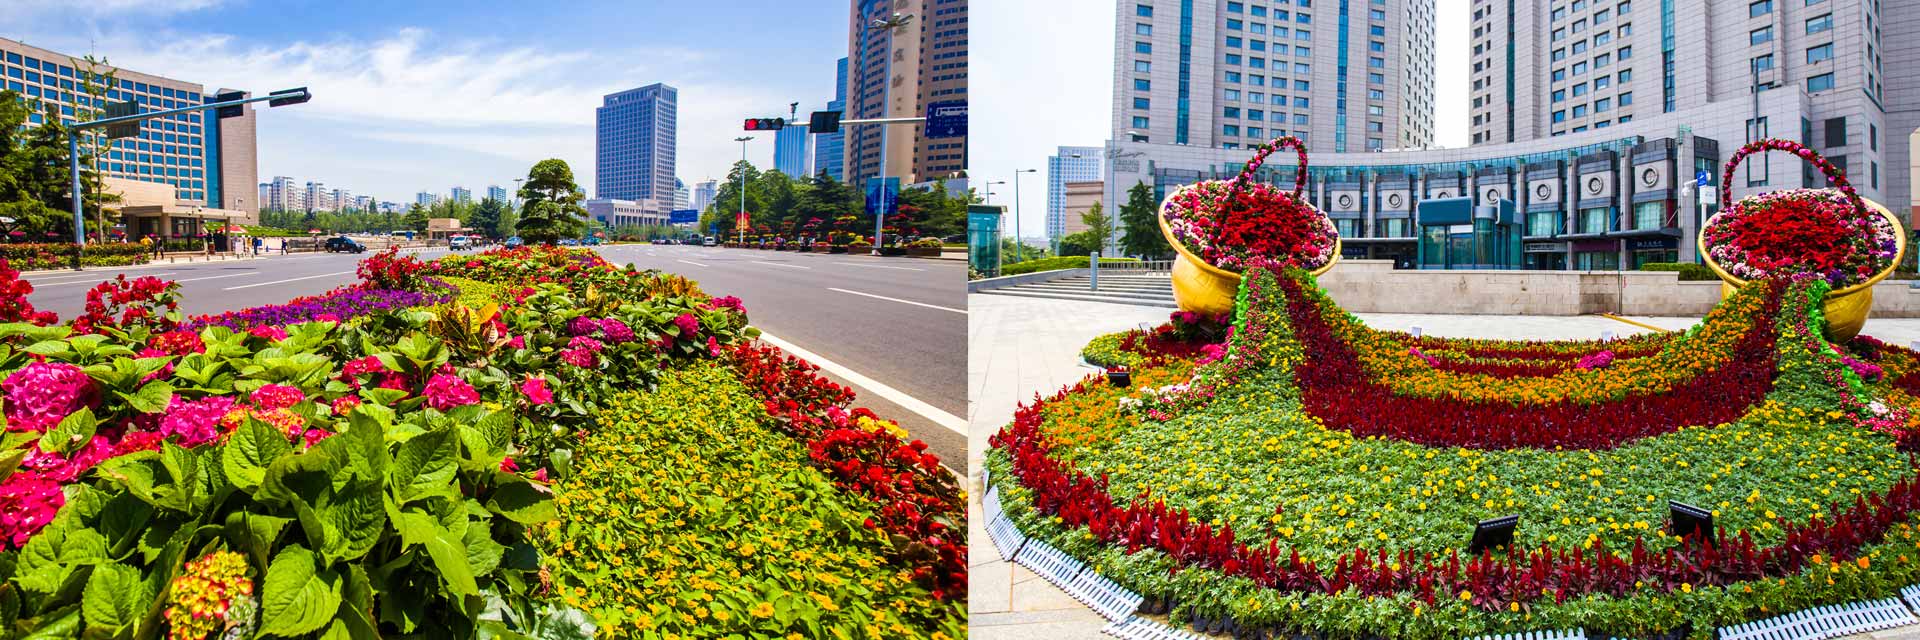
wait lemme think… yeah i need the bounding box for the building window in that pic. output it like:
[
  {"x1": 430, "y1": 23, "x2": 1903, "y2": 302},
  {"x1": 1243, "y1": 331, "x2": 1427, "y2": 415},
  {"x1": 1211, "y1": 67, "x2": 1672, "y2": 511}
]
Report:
[
  {"x1": 1578, "y1": 207, "x2": 1610, "y2": 234},
  {"x1": 1824, "y1": 117, "x2": 1846, "y2": 146},
  {"x1": 1633, "y1": 201, "x2": 1666, "y2": 230},
  {"x1": 1528, "y1": 211, "x2": 1560, "y2": 236},
  {"x1": 1135, "y1": 60, "x2": 1151, "y2": 72},
  {"x1": 1808, "y1": 72, "x2": 1834, "y2": 92},
  {"x1": 1749, "y1": 0, "x2": 1772, "y2": 17},
  {"x1": 1806, "y1": 14, "x2": 1831, "y2": 34},
  {"x1": 1750, "y1": 26, "x2": 1772, "y2": 45},
  {"x1": 1138, "y1": 3, "x2": 1154, "y2": 16},
  {"x1": 1137, "y1": 23, "x2": 1153, "y2": 35},
  {"x1": 1224, "y1": 88, "x2": 1240, "y2": 100},
  {"x1": 1223, "y1": 125, "x2": 1241, "y2": 136},
  {"x1": 1136, "y1": 42, "x2": 1153, "y2": 53},
  {"x1": 1135, "y1": 97, "x2": 1151, "y2": 109},
  {"x1": 1807, "y1": 43, "x2": 1833, "y2": 63},
  {"x1": 1752, "y1": 54, "x2": 1774, "y2": 72},
  {"x1": 1619, "y1": 91, "x2": 1633, "y2": 105},
  {"x1": 1135, "y1": 78, "x2": 1152, "y2": 91},
  {"x1": 1224, "y1": 106, "x2": 1240, "y2": 118}
]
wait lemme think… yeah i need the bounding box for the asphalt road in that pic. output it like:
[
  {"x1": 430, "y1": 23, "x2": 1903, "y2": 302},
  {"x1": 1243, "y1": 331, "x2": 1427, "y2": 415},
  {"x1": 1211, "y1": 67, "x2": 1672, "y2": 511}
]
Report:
[
  {"x1": 17, "y1": 244, "x2": 971, "y2": 473},
  {"x1": 595, "y1": 244, "x2": 968, "y2": 472}
]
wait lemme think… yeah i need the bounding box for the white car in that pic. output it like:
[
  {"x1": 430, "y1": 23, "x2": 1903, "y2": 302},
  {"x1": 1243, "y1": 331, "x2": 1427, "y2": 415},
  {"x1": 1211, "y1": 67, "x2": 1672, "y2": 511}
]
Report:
[
  {"x1": 449, "y1": 236, "x2": 472, "y2": 251},
  {"x1": 702, "y1": 236, "x2": 717, "y2": 247}
]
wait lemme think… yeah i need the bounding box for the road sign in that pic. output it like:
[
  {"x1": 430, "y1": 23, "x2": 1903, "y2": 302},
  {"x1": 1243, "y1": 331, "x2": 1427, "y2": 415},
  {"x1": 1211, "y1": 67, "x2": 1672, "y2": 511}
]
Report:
[
  {"x1": 103, "y1": 101, "x2": 140, "y2": 139},
  {"x1": 865, "y1": 177, "x2": 900, "y2": 219},
  {"x1": 1696, "y1": 169, "x2": 1711, "y2": 187},
  {"x1": 925, "y1": 100, "x2": 966, "y2": 139},
  {"x1": 214, "y1": 91, "x2": 247, "y2": 119},
  {"x1": 669, "y1": 209, "x2": 699, "y2": 224}
]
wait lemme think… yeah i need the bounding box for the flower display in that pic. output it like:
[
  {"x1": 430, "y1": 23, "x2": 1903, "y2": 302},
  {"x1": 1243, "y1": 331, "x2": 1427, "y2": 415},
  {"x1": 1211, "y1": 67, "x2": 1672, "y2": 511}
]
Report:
[
  {"x1": 3, "y1": 360, "x2": 97, "y2": 432},
  {"x1": 1160, "y1": 136, "x2": 1339, "y2": 272},
  {"x1": 159, "y1": 395, "x2": 239, "y2": 447},
  {"x1": 1701, "y1": 139, "x2": 1899, "y2": 287},
  {"x1": 521, "y1": 376, "x2": 554, "y2": 405},
  {"x1": 422, "y1": 373, "x2": 481, "y2": 410},
  {"x1": 163, "y1": 550, "x2": 255, "y2": 640}
]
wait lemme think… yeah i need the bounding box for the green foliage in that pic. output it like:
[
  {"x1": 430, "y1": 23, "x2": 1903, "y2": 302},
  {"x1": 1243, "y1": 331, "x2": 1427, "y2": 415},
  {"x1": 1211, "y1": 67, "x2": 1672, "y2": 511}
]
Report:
[
  {"x1": 401, "y1": 204, "x2": 430, "y2": 233},
  {"x1": 515, "y1": 160, "x2": 587, "y2": 244},
  {"x1": 538, "y1": 365, "x2": 964, "y2": 639},
  {"x1": 1119, "y1": 181, "x2": 1172, "y2": 259},
  {"x1": 699, "y1": 165, "x2": 965, "y2": 244},
  {"x1": 998, "y1": 255, "x2": 1139, "y2": 276},
  {"x1": 1639, "y1": 262, "x2": 1719, "y2": 281},
  {"x1": 467, "y1": 198, "x2": 509, "y2": 239}
]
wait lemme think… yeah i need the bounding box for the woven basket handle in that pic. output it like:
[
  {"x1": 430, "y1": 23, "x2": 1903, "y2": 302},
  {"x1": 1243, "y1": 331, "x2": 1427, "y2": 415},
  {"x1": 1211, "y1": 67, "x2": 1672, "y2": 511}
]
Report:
[
  {"x1": 1720, "y1": 138, "x2": 1866, "y2": 217},
  {"x1": 1231, "y1": 135, "x2": 1309, "y2": 199}
]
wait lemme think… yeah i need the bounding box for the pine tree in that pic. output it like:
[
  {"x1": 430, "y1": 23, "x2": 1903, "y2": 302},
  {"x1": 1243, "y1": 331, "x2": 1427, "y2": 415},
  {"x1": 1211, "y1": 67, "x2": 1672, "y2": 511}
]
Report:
[{"x1": 1118, "y1": 181, "x2": 1171, "y2": 259}]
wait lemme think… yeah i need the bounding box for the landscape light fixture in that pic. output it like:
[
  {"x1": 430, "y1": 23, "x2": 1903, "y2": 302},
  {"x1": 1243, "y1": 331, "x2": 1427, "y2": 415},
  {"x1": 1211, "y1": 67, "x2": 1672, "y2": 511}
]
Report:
[
  {"x1": 1105, "y1": 367, "x2": 1132, "y2": 388},
  {"x1": 1669, "y1": 500, "x2": 1715, "y2": 547},
  {"x1": 1467, "y1": 515, "x2": 1518, "y2": 556}
]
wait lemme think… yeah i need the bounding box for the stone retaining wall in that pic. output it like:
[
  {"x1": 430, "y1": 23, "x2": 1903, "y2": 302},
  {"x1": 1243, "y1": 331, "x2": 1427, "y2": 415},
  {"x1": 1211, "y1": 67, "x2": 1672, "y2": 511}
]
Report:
[{"x1": 1321, "y1": 260, "x2": 1920, "y2": 317}]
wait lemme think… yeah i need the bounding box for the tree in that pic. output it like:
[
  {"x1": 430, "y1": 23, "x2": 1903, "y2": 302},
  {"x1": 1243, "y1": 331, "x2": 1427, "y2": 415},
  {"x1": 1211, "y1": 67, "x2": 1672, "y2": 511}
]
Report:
[
  {"x1": 1080, "y1": 201, "x2": 1115, "y2": 253},
  {"x1": 1057, "y1": 231, "x2": 1101, "y2": 259},
  {"x1": 1118, "y1": 181, "x2": 1171, "y2": 259},
  {"x1": 401, "y1": 203, "x2": 430, "y2": 232},
  {"x1": 701, "y1": 160, "x2": 762, "y2": 238},
  {"x1": 515, "y1": 159, "x2": 587, "y2": 243},
  {"x1": 469, "y1": 198, "x2": 506, "y2": 238}
]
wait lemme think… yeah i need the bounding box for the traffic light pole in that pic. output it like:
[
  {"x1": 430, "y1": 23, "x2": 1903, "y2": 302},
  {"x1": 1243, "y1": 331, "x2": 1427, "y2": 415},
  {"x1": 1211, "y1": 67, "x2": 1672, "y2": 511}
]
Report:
[{"x1": 64, "y1": 88, "x2": 309, "y2": 269}]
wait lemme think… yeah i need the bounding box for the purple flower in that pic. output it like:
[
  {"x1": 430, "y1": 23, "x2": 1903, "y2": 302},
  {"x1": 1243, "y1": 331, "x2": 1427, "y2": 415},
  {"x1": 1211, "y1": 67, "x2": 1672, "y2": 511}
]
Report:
[
  {"x1": 568, "y1": 316, "x2": 602, "y2": 337},
  {"x1": 1575, "y1": 350, "x2": 1616, "y2": 371}
]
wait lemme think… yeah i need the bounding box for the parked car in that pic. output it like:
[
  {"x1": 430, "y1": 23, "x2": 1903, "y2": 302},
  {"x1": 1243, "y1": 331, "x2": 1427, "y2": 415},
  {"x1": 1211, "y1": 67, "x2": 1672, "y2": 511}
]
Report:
[
  {"x1": 505, "y1": 236, "x2": 524, "y2": 248},
  {"x1": 702, "y1": 236, "x2": 717, "y2": 247},
  {"x1": 324, "y1": 236, "x2": 365, "y2": 253},
  {"x1": 449, "y1": 236, "x2": 473, "y2": 251}
]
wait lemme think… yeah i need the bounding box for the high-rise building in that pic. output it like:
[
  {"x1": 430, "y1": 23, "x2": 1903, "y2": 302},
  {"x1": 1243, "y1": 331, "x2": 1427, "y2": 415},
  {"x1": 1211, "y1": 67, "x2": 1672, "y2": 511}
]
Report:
[
  {"x1": 258, "y1": 183, "x2": 271, "y2": 212},
  {"x1": 486, "y1": 185, "x2": 509, "y2": 203},
  {"x1": 450, "y1": 186, "x2": 472, "y2": 204},
  {"x1": 1047, "y1": 146, "x2": 1104, "y2": 241},
  {"x1": 595, "y1": 83, "x2": 678, "y2": 221},
  {"x1": 674, "y1": 178, "x2": 690, "y2": 211},
  {"x1": 692, "y1": 179, "x2": 718, "y2": 212},
  {"x1": 845, "y1": 0, "x2": 968, "y2": 186},
  {"x1": 304, "y1": 182, "x2": 332, "y2": 212},
  {"x1": 416, "y1": 192, "x2": 436, "y2": 207},
  {"x1": 264, "y1": 176, "x2": 303, "y2": 212},
  {"x1": 1469, "y1": 0, "x2": 1918, "y2": 220},
  {"x1": 0, "y1": 37, "x2": 260, "y2": 223},
  {"x1": 331, "y1": 188, "x2": 352, "y2": 211},
  {"x1": 1111, "y1": 0, "x2": 1436, "y2": 154},
  {"x1": 774, "y1": 123, "x2": 813, "y2": 177},
  {"x1": 814, "y1": 58, "x2": 850, "y2": 181}
]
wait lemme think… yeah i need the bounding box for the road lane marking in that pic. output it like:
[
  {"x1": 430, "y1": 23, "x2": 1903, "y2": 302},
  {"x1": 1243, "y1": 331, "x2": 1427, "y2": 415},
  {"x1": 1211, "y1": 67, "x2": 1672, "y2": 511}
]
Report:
[
  {"x1": 751, "y1": 261, "x2": 810, "y2": 270},
  {"x1": 224, "y1": 270, "x2": 356, "y2": 290},
  {"x1": 755, "y1": 331, "x2": 966, "y2": 436},
  {"x1": 827, "y1": 288, "x2": 965, "y2": 314},
  {"x1": 171, "y1": 272, "x2": 263, "y2": 284},
  {"x1": 834, "y1": 262, "x2": 924, "y2": 271},
  {"x1": 675, "y1": 259, "x2": 709, "y2": 267},
  {"x1": 34, "y1": 272, "x2": 177, "y2": 286}
]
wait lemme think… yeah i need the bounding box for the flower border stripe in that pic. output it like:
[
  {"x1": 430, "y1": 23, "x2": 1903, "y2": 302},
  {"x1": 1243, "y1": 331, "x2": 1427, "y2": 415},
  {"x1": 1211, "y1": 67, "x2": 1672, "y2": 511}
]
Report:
[
  {"x1": 1062, "y1": 563, "x2": 1146, "y2": 622},
  {"x1": 1102, "y1": 615, "x2": 1207, "y2": 640},
  {"x1": 1012, "y1": 538, "x2": 1087, "y2": 588},
  {"x1": 983, "y1": 487, "x2": 1028, "y2": 561}
]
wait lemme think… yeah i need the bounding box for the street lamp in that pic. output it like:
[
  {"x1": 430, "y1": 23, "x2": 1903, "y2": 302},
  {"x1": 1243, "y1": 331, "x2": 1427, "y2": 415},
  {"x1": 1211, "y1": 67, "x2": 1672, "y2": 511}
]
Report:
[
  {"x1": 1012, "y1": 169, "x2": 1037, "y2": 262},
  {"x1": 734, "y1": 136, "x2": 753, "y2": 246},
  {"x1": 864, "y1": 10, "x2": 916, "y2": 256},
  {"x1": 983, "y1": 180, "x2": 1006, "y2": 204},
  {"x1": 66, "y1": 87, "x2": 310, "y2": 269}
]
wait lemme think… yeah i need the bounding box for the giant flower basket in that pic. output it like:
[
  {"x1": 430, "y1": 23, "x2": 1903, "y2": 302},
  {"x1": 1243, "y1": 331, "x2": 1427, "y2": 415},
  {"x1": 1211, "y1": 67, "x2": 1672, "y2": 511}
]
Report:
[
  {"x1": 1701, "y1": 138, "x2": 1906, "y2": 342},
  {"x1": 1158, "y1": 135, "x2": 1341, "y2": 316}
]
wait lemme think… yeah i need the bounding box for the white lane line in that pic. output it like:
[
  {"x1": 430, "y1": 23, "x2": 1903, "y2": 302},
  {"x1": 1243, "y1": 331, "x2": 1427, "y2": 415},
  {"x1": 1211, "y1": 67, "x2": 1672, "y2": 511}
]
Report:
[
  {"x1": 171, "y1": 272, "x2": 262, "y2": 284},
  {"x1": 35, "y1": 272, "x2": 177, "y2": 286},
  {"x1": 751, "y1": 260, "x2": 810, "y2": 270},
  {"x1": 835, "y1": 261, "x2": 924, "y2": 272},
  {"x1": 223, "y1": 270, "x2": 356, "y2": 290},
  {"x1": 827, "y1": 288, "x2": 966, "y2": 314},
  {"x1": 675, "y1": 259, "x2": 709, "y2": 267},
  {"x1": 756, "y1": 331, "x2": 966, "y2": 436}
]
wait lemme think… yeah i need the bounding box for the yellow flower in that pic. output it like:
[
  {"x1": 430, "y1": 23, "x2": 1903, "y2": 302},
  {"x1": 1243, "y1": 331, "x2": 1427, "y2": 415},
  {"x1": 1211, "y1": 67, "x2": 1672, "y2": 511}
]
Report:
[{"x1": 749, "y1": 602, "x2": 776, "y2": 618}]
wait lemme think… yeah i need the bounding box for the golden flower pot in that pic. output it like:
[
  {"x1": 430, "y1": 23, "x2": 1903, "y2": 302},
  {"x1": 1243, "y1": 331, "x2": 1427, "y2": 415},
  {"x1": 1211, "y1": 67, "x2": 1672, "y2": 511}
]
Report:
[
  {"x1": 1698, "y1": 196, "x2": 1906, "y2": 343},
  {"x1": 1157, "y1": 207, "x2": 1340, "y2": 317}
]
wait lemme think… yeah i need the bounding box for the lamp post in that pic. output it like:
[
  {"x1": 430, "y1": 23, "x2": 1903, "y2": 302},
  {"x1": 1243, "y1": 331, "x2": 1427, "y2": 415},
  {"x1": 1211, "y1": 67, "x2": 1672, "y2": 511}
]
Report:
[
  {"x1": 66, "y1": 87, "x2": 310, "y2": 270},
  {"x1": 1012, "y1": 169, "x2": 1036, "y2": 262},
  {"x1": 734, "y1": 136, "x2": 753, "y2": 246},
  {"x1": 865, "y1": 10, "x2": 915, "y2": 256}
]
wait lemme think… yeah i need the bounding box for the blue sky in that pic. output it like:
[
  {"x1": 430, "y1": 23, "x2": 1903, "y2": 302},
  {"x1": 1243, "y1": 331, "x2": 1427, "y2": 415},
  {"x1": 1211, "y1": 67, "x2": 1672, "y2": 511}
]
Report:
[{"x1": 6, "y1": 0, "x2": 853, "y2": 204}]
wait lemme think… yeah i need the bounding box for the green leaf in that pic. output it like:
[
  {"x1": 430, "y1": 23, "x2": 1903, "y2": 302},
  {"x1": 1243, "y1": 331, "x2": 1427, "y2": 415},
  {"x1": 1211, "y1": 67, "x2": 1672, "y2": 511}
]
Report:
[
  {"x1": 118, "y1": 380, "x2": 174, "y2": 414},
  {"x1": 462, "y1": 523, "x2": 506, "y2": 577},
  {"x1": 21, "y1": 340, "x2": 71, "y2": 357},
  {"x1": 321, "y1": 485, "x2": 385, "y2": 564},
  {"x1": 80, "y1": 563, "x2": 144, "y2": 635},
  {"x1": 20, "y1": 605, "x2": 80, "y2": 640},
  {"x1": 391, "y1": 511, "x2": 438, "y2": 549},
  {"x1": 259, "y1": 546, "x2": 343, "y2": 638},
  {"x1": 38, "y1": 407, "x2": 97, "y2": 456},
  {"x1": 389, "y1": 429, "x2": 458, "y2": 504},
  {"x1": 475, "y1": 410, "x2": 515, "y2": 455},
  {"x1": 0, "y1": 447, "x2": 30, "y2": 482},
  {"x1": 484, "y1": 478, "x2": 556, "y2": 525},
  {"x1": 223, "y1": 416, "x2": 293, "y2": 492},
  {"x1": 421, "y1": 527, "x2": 479, "y2": 597}
]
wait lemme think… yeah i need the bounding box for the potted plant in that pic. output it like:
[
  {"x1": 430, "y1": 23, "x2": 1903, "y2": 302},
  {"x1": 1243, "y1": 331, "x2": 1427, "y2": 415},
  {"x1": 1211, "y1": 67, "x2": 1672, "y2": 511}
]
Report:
[
  {"x1": 847, "y1": 240, "x2": 872, "y2": 254},
  {"x1": 905, "y1": 237, "x2": 944, "y2": 258},
  {"x1": 1105, "y1": 365, "x2": 1131, "y2": 387},
  {"x1": 1699, "y1": 138, "x2": 1906, "y2": 341},
  {"x1": 1157, "y1": 135, "x2": 1341, "y2": 316},
  {"x1": 812, "y1": 241, "x2": 832, "y2": 253}
]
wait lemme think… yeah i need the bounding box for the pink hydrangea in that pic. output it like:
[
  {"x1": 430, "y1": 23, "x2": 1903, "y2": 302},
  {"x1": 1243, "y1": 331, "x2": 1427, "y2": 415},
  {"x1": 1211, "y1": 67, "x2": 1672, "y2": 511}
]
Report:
[
  {"x1": 342, "y1": 356, "x2": 385, "y2": 377},
  {"x1": 506, "y1": 335, "x2": 527, "y2": 350},
  {"x1": 707, "y1": 336, "x2": 722, "y2": 357},
  {"x1": 331, "y1": 395, "x2": 361, "y2": 416},
  {"x1": 703, "y1": 296, "x2": 745, "y2": 314},
  {"x1": 300, "y1": 429, "x2": 332, "y2": 450},
  {"x1": 3, "y1": 361, "x2": 98, "y2": 433},
  {"x1": 672, "y1": 313, "x2": 700, "y2": 336},
  {"x1": 520, "y1": 377, "x2": 553, "y2": 405},
  {"x1": 559, "y1": 348, "x2": 597, "y2": 368},
  {"x1": 568, "y1": 335, "x2": 604, "y2": 353},
  {"x1": 149, "y1": 330, "x2": 205, "y2": 356},
  {"x1": 499, "y1": 456, "x2": 519, "y2": 473},
  {"x1": 250, "y1": 384, "x2": 305, "y2": 410},
  {"x1": 1575, "y1": 350, "x2": 1616, "y2": 371},
  {"x1": 161, "y1": 395, "x2": 239, "y2": 447},
  {"x1": 422, "y1": 374, "x2": 480, "y2": 411},
  {"x1": 600, "y1": 318, "x2": 635, "y2": 343},
  {"x1": 0, "y1": 473, "x2": 64, "y2": 548},
  {"x1": 568, "y1": 316, "x2": 602, "y2": 337},
  {"x1": 248, "y1": 326, "x2": 288, "y2": 341}
]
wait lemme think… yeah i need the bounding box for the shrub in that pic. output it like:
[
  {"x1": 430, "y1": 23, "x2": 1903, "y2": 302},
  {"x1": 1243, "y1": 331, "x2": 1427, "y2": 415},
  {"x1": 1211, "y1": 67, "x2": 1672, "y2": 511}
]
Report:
[
  {"x1": 1639, "y1": 261, "x2": 1719, "y2": 281},
  {"x1": 0, "y1": 242, "x2": 150, "y2": 271},
  {"x1": 999, "y1": 255, "x2": 1141, "y2": 276}
]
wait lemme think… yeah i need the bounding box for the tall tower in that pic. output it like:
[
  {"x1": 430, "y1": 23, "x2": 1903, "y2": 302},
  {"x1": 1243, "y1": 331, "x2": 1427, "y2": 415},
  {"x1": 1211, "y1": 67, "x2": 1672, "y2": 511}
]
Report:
[{"x1": 594, "y1": 83, "x2": 680, "y2": 214}]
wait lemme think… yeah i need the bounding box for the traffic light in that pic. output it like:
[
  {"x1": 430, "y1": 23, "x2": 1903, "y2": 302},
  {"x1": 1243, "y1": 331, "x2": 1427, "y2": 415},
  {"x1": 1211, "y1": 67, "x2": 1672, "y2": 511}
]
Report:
[
  {"x1": 213, "y1": 91, "x2": 247, "y2": 119},
  {"x1": 808, "y1": 110, "x2": 843, "y2": 134},
  {"x1": 743, "y1": 117, "x2": 786, "y2": 131},
  {"x1": 103, "y1": 101, "x2": 140, "y2": 139},
  {"x1": 267, "y1": 87, "x2": 311, "y2": 108}
]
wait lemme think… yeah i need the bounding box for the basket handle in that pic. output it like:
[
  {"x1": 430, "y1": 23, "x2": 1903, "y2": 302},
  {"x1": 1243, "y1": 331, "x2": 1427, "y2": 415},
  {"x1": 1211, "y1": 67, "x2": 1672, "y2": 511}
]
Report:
[
  {"x1": 1720, "y1": 138, "x2": 1866, "y2": 218},
  {"x1": 1231, "y1": 135, "x2": 1309, "y2": 199}
]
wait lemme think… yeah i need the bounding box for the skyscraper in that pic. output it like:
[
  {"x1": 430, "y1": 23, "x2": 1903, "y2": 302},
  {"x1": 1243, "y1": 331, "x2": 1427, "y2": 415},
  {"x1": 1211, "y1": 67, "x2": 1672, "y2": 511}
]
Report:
[
  {"x1": 450, "y1": 186, "x2": 472, "y2": 204},
  {"x1": 1047, "y1": 146, "x2": 1104, "y2": 241},
  {"x1": 845, "y1": 0, "x2": 969, "y2": 186},
  {"x1": 1111, "y1": 0, "x2": 1436, "y2": 153},
  {"x1": 814, "y1": 58, "x2": 849, "y2": 181},
  {"x1": 595, "y1": 83, "x2": 679, "y2": 218},
  {"x1": 305, "y1": 182, "x2": 332, "y2": 212},
  {"x1": 692, "y1": 179, "x2": 718, "y2": 213},
  {"x1": 416, "y1": 192, "x2": 436, "y2": 207},
  {"x1": 265, "y1": 176, "x2": 301, "y2": 212},
  {"x1": 674, "y1": 178, "x2": 690, "y2": 211},
  {"x1": 0, "y1": 37, "x2": 260, "y2": 222},
  {"x1": 486, "y1": 185, "x2": 509, "y2": 203},
  {"x1": 774, "y1": 123, "x2": 813, "y2": 177}
]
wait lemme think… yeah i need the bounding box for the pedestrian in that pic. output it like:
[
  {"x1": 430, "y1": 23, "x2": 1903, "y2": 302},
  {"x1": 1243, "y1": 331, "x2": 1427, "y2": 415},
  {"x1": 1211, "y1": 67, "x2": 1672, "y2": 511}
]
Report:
[
  {"x1": 139, "y1": 234, "x2": 153, "y2": 258},
  {"x1": 252, "y1": 235, "x2": 262, "y2": 256}
]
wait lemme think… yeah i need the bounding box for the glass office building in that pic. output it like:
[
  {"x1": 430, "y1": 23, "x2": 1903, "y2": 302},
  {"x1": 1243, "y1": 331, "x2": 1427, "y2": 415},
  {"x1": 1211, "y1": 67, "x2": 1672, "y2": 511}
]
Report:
[{"x1": 595, "y1": 83, "x2": 678, "y2": 217}]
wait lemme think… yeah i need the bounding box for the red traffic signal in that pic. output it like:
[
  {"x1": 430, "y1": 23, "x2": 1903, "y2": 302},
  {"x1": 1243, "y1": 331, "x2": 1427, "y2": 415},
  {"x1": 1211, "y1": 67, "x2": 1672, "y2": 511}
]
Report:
[{"x1": 743, "y1": 117, "x2": 786, "y2": 131}]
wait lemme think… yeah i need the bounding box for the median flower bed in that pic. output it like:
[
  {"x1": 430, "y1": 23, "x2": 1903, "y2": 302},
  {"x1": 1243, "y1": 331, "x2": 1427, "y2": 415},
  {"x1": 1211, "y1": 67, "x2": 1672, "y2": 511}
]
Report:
[
  {"x1": 0, "y1": 245, "x2": 964, "y2": 639},
  {"x1": 990, "y1": 266, "x2": 1920, "y2": 638}
]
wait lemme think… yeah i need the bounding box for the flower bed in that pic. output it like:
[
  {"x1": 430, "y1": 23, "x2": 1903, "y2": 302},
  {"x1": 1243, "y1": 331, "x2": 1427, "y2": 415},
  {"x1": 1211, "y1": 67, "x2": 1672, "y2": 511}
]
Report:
[
  {"x1": 1160, "y1": 136, "x2": 1339, "y2": 272},
  {"x1": 1701, "y1": 139, "x2": 1899, "y2": 287},
  {"x1": 0, "y1": 245, "x2": 963, "y2": 639},
  {"x1": 990, "y1": 265, "x2": 1920, "y2": 638}
]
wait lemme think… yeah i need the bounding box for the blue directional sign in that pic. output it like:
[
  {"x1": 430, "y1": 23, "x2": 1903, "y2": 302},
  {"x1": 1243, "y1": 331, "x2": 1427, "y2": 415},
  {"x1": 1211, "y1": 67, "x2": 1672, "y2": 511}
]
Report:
[
  {"x1": 669, "y1": 209, "x2": 699, "y2": 224},
  {"x1": 925, "y1": 100, "x2": 966, "y2": 139},
  {"x1": 1696, "y1": 169, "x2": 1711, "y2": 187},
  {"x1": 865, "y1": 177, "x2": 900, "y2": 219}
]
